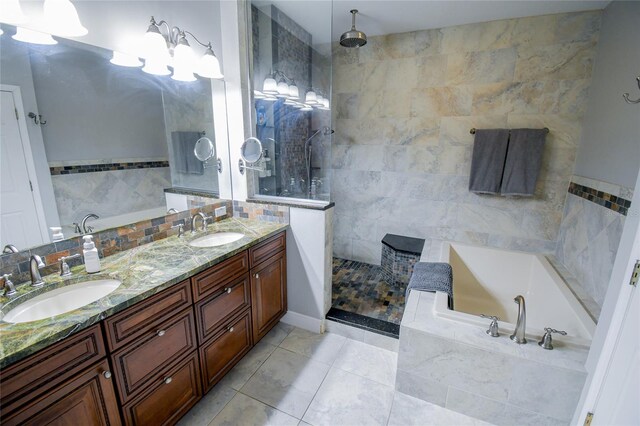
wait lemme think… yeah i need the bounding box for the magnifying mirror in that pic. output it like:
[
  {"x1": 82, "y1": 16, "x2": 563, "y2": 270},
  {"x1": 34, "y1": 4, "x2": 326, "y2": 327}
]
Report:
[
  {"x1": 240, "y1": 137, "x2": 263, "y2": 164},
  {"x1": 194, "y1": 136, "x2": 215, "y2": 162}
]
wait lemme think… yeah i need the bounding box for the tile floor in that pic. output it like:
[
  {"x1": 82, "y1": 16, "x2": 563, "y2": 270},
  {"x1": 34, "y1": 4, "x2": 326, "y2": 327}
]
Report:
[
  {"x1": 332, "y1": 258, "x2": 406, "y2": 325},
  {"x1": 178, "y1": 323, "x2": 491, "y2": 426}
]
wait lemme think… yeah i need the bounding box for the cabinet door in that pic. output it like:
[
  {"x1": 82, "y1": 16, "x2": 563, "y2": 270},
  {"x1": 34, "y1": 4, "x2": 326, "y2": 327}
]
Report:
[
  {"x1": 251, "y1": 250, "x2": 287, "y2": 342},
  {"x1": 3, "y1": 359, "x2": 121, "y2": 426}
]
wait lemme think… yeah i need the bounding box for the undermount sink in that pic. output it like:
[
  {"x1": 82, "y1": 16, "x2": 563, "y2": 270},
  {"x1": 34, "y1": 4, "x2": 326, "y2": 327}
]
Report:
[
  {"x1": 2, "y1": 279, "x2": 121, "y2": 324},
  {"x1": 189, "y1": 232, "x2": 245, "y2": 248}
]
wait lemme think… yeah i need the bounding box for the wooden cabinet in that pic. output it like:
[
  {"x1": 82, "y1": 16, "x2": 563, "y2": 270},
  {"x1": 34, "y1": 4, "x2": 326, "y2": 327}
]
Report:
[
  {"x1": 0, "y1": 231, "x2": 287, "y2": 426},
  {"x1": 250, "y1": 236, "x2": 287, "y2": 342},
  {"x1": 2, "y1": 359, "x2": 121, "y2": 426}
]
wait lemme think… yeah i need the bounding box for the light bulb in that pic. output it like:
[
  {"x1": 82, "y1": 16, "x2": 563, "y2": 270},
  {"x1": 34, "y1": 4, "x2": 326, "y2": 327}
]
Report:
[
  {"x1": 171, "y1": 37, "x2": 196, "y2": 82},
  {"x1": 13, "y1": 27, "x2": 57, "y2": 45},
  {"x1": 44, "y1": 0, "x2": 88, "y2": 37},
  {"x1": 142, "y1": 58, "x2": 170, "y2": 76},
  {"x1": 263, "y1": 76, "x2": 277, "y2": 94},
  {"x1": 305, "y1": 90, "x2": 318, "y2": 105},
  {"x1": 110, "y1": 51, "x2": 143, "y2": 67},
  {"x1": 276, "y1": 81, "x2": 289, "y2": 98},
  {"x1": 195, "y1": 46, "x2": 223, "y2": 79},
  {"x1": 0, "y1": 0, "x2": 27, "y2": 24}
]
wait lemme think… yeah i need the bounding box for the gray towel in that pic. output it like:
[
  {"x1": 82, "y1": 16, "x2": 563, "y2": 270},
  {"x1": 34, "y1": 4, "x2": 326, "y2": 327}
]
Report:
[
  {"x1": 406, "y1": 262, "x2": 454, "y2": 309},
  {"x1": 171, "y1": 131, "x2": 204, "y2": 175},
  {"x1": 500, "y1": 128, "x2": 547, "y2": 196},
  {"x1": 468, "y1": 129, "x2": 510, "y2": 194}
]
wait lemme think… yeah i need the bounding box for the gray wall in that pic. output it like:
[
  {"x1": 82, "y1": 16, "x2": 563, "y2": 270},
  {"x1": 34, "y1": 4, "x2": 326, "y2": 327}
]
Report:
[
  {"x1": 573, "y1": 1, "x2": 640, "y2": 188},
  {"x1": 0, "y1": 40, "x2": 61, "y2": 228}
]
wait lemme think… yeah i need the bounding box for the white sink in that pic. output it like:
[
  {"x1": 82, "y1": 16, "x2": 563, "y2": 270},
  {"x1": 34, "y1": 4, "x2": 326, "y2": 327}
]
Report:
[
  {"x1": 189, "y1": 232, "x2": 245, "y2": 248},
  {"x1": 2, "y1": 279, "x2": 121, "y2": 324}
]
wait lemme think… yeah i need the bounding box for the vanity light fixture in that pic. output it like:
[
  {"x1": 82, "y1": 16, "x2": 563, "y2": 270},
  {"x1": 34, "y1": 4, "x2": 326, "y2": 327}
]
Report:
[
  {"x1": 0, "y1": 0, "x2": 28, "y2": 24},
  {"x1": 138, "y1": 16, "x2": 223, "y2": 80},
  {"x1": 13, "y1": 27, "x2": 57, "y2": 45},
  {"x1": 43, "y1": 0, "x2": 87, "y2": 37},
  {"x1": 110, "y1": 51, "x2": 143, "y2": 67}
]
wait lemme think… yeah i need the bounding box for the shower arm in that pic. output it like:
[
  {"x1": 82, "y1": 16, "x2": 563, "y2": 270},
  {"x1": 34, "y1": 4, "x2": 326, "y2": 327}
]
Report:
[{"x1": 351, "y1": 10, "x2": 357, "y2": 30}]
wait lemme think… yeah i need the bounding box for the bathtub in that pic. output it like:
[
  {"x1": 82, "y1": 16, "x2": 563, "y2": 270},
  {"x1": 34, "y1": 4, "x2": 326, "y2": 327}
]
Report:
[{"x1": 433, "y1": 242, "x2": 595, "y2": 347}]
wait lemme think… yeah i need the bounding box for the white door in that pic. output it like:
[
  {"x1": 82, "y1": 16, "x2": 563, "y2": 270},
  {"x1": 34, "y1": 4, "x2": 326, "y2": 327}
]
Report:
[
  {"x1": 592, "y1": 255, "x2": 640, "y2": 425},
  {"x1": 0, "y1": 89, "x2": 45, "y2": 248}
]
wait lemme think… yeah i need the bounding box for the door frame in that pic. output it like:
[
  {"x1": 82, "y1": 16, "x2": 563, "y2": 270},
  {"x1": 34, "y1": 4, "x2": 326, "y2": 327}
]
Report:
[
  {"x1": 1, "y1": 84, "x2": 49, "y2": 243},
  {"x1": 572, "y1": 168, "x2": 640, "y2": 425}
]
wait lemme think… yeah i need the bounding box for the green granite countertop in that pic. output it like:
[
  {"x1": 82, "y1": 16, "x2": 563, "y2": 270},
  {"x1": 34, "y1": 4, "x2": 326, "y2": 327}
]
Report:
[{"x1": 0, "y1": 218, "x2": 288, "y2": 369}]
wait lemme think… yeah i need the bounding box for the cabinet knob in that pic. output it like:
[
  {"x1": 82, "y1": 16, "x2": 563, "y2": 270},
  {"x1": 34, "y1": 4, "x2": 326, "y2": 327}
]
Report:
[
  {"x1": 255, "y1": 273, "x2": 259, "y2": 279},
  {"x1": 228, "y1": 326, "x2": 234, "y2": 333},
  {"x1": 225, "y1": 287, "x2": 232, "y2": 294},
  {"x1": 156, "y1": 330, "x2": 166, "y2": 337},
  {"x1": 103, "y1": 371, "x2": 112, "y2": 379},
  {"x1": 164, "y1": 377, "x2": 172, "y2": 385}
]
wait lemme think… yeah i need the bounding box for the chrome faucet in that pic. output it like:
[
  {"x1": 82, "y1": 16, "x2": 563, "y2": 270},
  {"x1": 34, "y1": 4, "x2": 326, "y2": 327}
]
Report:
[
  {"x1": 190, "y1": 212, "x2": 210, "y2": 234},
  {"x1": 3, "y1": 244, "x2": 19, "y2": 254},
  {"x1": 510, "y1": 295, "x2": 527, "y2": 344},
  {"x1": 81, "y1": 214, "x2": 99, "y2": 234},
  {"x1": 30, "y1": 254, "x2": 46, "y2": 287}
]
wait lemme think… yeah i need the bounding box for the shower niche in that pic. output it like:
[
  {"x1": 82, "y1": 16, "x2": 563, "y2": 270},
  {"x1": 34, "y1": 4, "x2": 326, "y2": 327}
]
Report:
[{"x1": 248, "y1": 2, "x2": 332, "y2": 202}]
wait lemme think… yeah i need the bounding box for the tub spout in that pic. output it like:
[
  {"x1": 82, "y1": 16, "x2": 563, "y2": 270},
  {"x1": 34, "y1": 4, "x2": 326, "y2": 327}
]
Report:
[{"x1": 510, "y1": 295, "x2": 527, "y2": 344}]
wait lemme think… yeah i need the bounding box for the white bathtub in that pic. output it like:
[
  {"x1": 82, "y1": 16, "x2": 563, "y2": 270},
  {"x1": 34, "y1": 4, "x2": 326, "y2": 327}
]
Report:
[{"x1": 434, "y1": 242, "x2": 595, "y2": 347}]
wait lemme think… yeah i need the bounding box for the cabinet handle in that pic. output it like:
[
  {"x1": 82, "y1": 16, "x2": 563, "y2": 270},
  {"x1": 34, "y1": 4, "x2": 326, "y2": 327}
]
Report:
[
  {"x1": 227, "y1": 326, "x2": 234, "y2": 333},
  {"x1": 156, "y1": 330, "x2": 166, "y2": 337},
  {"x1": 224, "y1": 287, "x2": 232, "y2": 294},
  {"x1": 164, "y1": 377, "x2": 172, "y2": 385},
  {"x1": 103, "y1": 371, "x2": 112, "y2": 379},
  {"x1": 255, "y1": 273, "x2": 259, "y2": 279}
]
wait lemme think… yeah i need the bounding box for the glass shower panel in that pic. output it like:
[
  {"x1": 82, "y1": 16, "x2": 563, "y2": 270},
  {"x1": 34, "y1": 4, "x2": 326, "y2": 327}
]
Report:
[{"x1": 249, "y1": 1, "x2": 332, "y2": 202}]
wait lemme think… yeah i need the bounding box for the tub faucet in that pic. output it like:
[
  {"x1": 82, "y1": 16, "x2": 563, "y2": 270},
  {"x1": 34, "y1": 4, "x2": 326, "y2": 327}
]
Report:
[{"x1": 510, "y1": 295, "x2": 527, "y2": 344}]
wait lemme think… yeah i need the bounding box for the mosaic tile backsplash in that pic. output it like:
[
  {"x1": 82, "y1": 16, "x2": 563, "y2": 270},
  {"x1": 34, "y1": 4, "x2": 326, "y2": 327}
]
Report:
[
  {"x1": 555, "y1": 175, "x2": 634, "y2": 308},
  {"x1": 0, "y1": 200, "x2": 232, "y2": 285},
  {"x1": 331, "y1": 10, "x2": 602, "y2": 264},
  {"x1": 49, "y1": 160, "x2": 169, "y2": 175},
  {"x1": 232, "y1": 200, "x2": 290, "y2": 224}
]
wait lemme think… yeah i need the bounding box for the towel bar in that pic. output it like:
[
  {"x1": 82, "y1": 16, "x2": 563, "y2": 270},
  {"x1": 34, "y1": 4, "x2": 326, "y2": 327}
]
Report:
[{"x1": 470, "y1": 127, "x2": 549, "y2": 134}]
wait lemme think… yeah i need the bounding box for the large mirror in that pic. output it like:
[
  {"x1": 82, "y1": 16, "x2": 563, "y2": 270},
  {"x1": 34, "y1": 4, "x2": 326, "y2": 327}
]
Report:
[{"x1": 0, "y1": 23, "x2": 229, "y2": 252}]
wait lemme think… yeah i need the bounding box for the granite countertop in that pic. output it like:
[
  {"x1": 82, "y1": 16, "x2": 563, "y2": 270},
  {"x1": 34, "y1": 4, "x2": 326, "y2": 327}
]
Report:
[{"x1": 0, "y1": 218, "x2": 288, "y2": 369}]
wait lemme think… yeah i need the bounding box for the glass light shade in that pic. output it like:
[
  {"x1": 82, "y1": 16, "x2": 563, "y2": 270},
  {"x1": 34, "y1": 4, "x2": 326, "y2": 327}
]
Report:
[
  {"x1": 305, "y1": 90, "x2": 318, "y2": 104},
  {"x1": 300, "y1": 104, "x2": 313, "y2": 111},
  {"x1": 315, "y1": 95, "x2": 324, "y2": 108},
  {"x1": 171, "y1": 40, "x2": 196, "y2": 82},
  {"x1": 13, "y1": 27, "x2": 57, "y2": 45},
  {"x1": 276, "y1": 81, "x2": 290, "y2": 98},
  {"x1": 110, "y1": 51, "x2": 143, "y2": 67},
  {"x1": 254, "y1": 90, "x2": 266, "y2": 99},
  {"x1": 43, "y1": 0, "x2": 87, "y2": 37},
  {"x1": 0, "y1": 0, "x2": 27, "y2": 24},
  {"x1": 195, "y1": 48, "x2": 223, "y2": 79},
  {"x1": 142, "y1": 28, "x2": 169, "y2": 62},
  {"x1": 142, "y1": 58, "x2": 170, "y2": 76},
  {"x1": 322, "y1": 98, "x2": 330, "y2": 109},
  {"x1": 288, "y1": 84, "x2": 299, "y2": 100},
  {"x1": 263, "y1": 94, "x2": 278, "y2": 102},
  {"x1": 0, "y1": 29, "x2": 3, "y2": 36},
  {"x1": 263, "y1": 77, "x2": 277, "y2": 94},
  {"x1": 284, "y1": 99, "x2": 297, "y2": 106}
]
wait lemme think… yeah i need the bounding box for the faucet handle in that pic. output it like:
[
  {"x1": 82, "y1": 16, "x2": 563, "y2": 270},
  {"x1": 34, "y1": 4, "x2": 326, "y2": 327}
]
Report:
[
  {"x1": 172, "y1": 223, "x2": 185, "y2": 238},
  {"x1": 538, "y1": 327, "x2": 567, "y2": 350},
  {"x1": 2, "y1": 273, "x2": 17, "y2": 297},
  {"x1": 480, "y1": 314, "x2": 500, "y2": 337},
  {"x1": 59, "y1": 254, "x2": 82, "y2": 277}
]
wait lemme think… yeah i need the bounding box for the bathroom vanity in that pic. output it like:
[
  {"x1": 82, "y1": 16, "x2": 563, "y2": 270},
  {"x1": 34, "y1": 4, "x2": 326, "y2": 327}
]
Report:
[{"x1": 0, "y1": 227, "x2": 287, "y2": 426}]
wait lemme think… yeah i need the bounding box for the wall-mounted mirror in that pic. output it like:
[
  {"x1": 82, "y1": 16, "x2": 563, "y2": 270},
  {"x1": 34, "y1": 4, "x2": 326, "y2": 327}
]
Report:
[
  {"x1": 0, "y1": 22, "x2": 230, "y2": 252},
  {"x1": 241, "y1": 137, "x2": 264, "y2": 164}
]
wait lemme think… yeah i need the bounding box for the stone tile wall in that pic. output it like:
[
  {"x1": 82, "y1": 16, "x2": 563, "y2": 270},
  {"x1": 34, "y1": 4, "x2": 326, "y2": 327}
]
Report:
[
  {"x1": 331, "y1": 11, "x2": 602, "y2": 265},
  {"x1": 0, "y1": 200, "x2": 232, "y2": 285},
  {"x1": 233, "y1": 200, "x2": 290, "y2": 224},
  {"x1": 555, "y1": 175, "x2": 633, "y2": 308}
]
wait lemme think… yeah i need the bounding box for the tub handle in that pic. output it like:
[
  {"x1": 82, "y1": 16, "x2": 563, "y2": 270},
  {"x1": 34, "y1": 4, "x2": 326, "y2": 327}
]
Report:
[
  {"x1": 480, "y1": 314, "x2": 500, "y2": 337},
  {"x1": 538, "y1": 327, "x2": 567, "y2": 350}
]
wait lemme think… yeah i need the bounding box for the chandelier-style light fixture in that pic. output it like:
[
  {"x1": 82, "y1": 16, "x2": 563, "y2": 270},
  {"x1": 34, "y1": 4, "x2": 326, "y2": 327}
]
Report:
[
  {"x1": 254, "y1": 70, "x2": 330, "y2": 111},
  {"x1": 1, "y1": 0, "x2": 87, "y2": 44},
  {"x1": 111, "y1": 16, "x2": 223, "y2": 82}
]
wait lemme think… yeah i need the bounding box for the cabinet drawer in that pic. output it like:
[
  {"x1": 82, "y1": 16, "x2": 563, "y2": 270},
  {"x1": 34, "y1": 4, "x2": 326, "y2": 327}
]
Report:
[
  {"x1": 112, "y1": 308, "x2": 197, "y2": 402},
  {"x1": 200, "y1": 310, "x2": 253, "y2": 392},
  {"x1": 191, "y1": 251, "x2": 249, "y2": 301},
  {"x1": 195, "y1": 274, "x2": 250, "y2": 344},
  {"x1": 122, "y1": 351, "x2": 201, "y2": 426},
  {"x1": 104, "y1": 280, "x2": 192, "y2": 351},
  {"x1": 2, "y1": 358, "x2": 121, "y2": 426},
  {"x1": 0, "y1": 324, "x2": 106, "y2": 415},
  {"x1": 249, "y1": 232, "x2": 286, "y2": 267}
]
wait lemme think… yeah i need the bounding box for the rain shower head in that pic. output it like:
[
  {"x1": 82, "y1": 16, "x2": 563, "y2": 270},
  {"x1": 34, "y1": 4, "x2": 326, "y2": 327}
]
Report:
[{"x1": 340, "y1": 9, "x2": 367, "y2": 48}]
